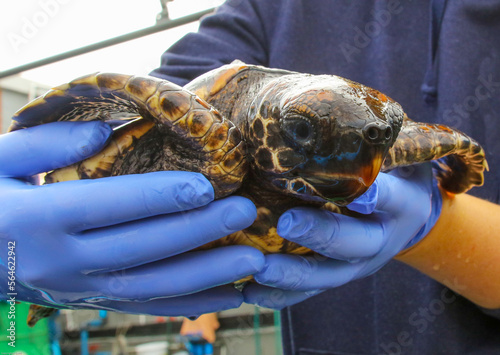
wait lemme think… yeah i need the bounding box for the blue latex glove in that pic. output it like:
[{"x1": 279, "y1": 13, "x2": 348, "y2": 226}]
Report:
[
  {"x1": 244, "y1": 163, "x2": 442, "y2": 309},
  {"x1": 0, "y1": 121, "x2": 264, "y2": 316}
]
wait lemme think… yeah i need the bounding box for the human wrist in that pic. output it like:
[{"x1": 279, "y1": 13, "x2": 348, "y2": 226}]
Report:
[
  {"x1": 396, "y1": 187, "x2": 453, "y2": 259},
  {"x1": 401, "y1": 179, "x2": 443, "y2": 251}
]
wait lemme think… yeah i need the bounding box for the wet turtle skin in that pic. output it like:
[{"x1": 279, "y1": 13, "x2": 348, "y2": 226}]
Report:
[{"x1": 9, "y1": 61, "x2": 488, "y2": 325}]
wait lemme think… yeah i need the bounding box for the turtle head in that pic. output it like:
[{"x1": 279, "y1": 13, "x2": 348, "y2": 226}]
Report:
[{"x1": 246, "y1": 74, "x2": 404, "y2": 205}]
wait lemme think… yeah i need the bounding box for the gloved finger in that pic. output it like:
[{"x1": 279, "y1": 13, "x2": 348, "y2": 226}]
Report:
[
  {"x1": 277, "y1": 207, "x2": 384, "y2": 259},
  {"x1": 253, "y1": 254, "x2": 366, "y2": 291},
  {"x1": 91, "y1": 246, "x2": 264, "y2": 300},
  {"x1": 370, "y1": 164, "x2": 434, "y2": 215},
  {"x1": 346, "y1": 181, "x2": 379, "y2": 215},
  {"x1": 80, "y1": 286, "x2": 243, "y2": 317},
  {"x1": 78, "y1": 197, "x2": 258, "y2": 272},
  {"x1": 42, "y1": 171, "x2": 215, "y2": 231},
  {"x1": 243, "y1": 283, "x2": 324, "y2": 310},
  {"x1": 0, "y1": 121, "x2": 112, "y2": 178}
]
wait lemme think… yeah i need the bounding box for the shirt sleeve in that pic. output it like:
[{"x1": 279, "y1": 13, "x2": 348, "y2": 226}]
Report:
[
  {"x1": 149, "y1": 0, "x2": 273, "y2": 85},
  {"x1": 480, "y1": 307, "x2": 500, "y2": 320}
]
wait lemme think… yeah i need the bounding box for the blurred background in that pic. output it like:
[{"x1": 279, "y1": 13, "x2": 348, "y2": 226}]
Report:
[
  {"x1": 0, "y1": 0, "x2": 217, "y2": 132},
  {"x1": 0, "y1": 1, "x2": 284, "y2": 354}
]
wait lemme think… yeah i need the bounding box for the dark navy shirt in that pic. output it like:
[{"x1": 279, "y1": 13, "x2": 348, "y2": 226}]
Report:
[{"x1": 151, "y1": 0, "x2": 500, "y2": 353}]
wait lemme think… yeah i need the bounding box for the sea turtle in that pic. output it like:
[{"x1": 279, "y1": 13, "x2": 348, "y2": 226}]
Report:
[{"x1": 9, "y1": 61, "x2": 488, "y2": 326}]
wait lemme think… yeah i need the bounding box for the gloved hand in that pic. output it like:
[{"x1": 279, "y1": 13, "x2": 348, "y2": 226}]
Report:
[
  {"x1": 0, "y1": 121, "x2": 264, "y2": 316},
  {"x1": 243, "y1": 163, "x2": 442, "y2": 309}
]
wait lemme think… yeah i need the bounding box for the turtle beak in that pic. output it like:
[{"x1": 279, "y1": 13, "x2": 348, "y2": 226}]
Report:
[
  {"x1": 300, "y1": 176, "x2": 369, "y2": 205},
  {"x1": 359, "y1": 153, "x2": 383, "y2": 187},
  {"x1": 298, "y1": 151, "x2": 385, "y2": 205}
]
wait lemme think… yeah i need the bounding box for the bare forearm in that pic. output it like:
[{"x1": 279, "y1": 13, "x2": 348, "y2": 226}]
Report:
[{"x1": 396, "y1": 192, "x2": 500, "y2": 308}]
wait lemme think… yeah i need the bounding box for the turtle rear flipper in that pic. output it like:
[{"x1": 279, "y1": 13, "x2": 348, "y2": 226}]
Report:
[
  {"x1": 27, "y1": 305, "x2": 57, "y2": 327},
  {"x1": 383, "y1": 120, "x2": 488, "y2": 194}
]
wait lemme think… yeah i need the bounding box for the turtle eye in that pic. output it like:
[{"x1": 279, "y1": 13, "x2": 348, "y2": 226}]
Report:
[{"x1": 281, "y1": 116, "x2": 315, "y2": 148}]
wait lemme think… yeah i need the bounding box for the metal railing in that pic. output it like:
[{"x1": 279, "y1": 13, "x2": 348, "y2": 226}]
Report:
[{"x1": 0, "y1": 7, "x2": 215, "y2": 80}]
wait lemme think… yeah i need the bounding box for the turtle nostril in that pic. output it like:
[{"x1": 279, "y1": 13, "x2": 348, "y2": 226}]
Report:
[
  {"x1": 363, "y1": 123, "x2": 392, "y2": 144},
  {"x1": 384, "y1": 126, "x2": 393, "y2": 140},
  {"x1": 366, "y1": 126, "x2": 380, "y2": 140}
]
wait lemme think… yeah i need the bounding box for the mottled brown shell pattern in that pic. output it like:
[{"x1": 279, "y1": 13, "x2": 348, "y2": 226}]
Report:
[{"x1": 10, "y1": 73, "x2": 248, "y2": 198}]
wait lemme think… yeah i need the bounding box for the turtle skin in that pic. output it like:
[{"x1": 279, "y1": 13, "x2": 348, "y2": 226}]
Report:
[{"x1": 9, "y1": 61, "x2": 488, "y2": 326}]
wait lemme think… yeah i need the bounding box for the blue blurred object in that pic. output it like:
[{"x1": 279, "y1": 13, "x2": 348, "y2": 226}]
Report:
[
  {"x1": 183, "y1": 334, "x2": 214, "y2": 355},
  {"x1": 81, "y1": 310, "x2": 108, "y2": 355},
  {"x1": 47, "y1": 310, "x2": 62, "y2": 355},
  {"x1": 80, "y1": 330, "x2": 89, "y2": 355},
  {"x1": 204, "y1": 343, "x2": 214, "y2": 355}
]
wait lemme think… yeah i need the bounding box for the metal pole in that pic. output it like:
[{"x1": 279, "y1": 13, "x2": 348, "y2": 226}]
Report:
[
  {"x1": 273, "y1": 310, "x2": 283, "y2": 355},
  {"x1": 0, "y1": 7, "x2": 215, "y2": 80},
  {"x1": 253, "y1": 306, "x2": 262, "y2": 355}
]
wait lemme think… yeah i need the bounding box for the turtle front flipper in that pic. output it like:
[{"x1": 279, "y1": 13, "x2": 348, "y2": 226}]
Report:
[
  {"x1": 10, "y1": 73, "x2": 248, "y2": 198},
  {"x1": 383, "y1": 120, "x2": 488, "y2": 194},
  {"x1": 44, "y1": 117, "x2": 155, "y2": 183}
]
